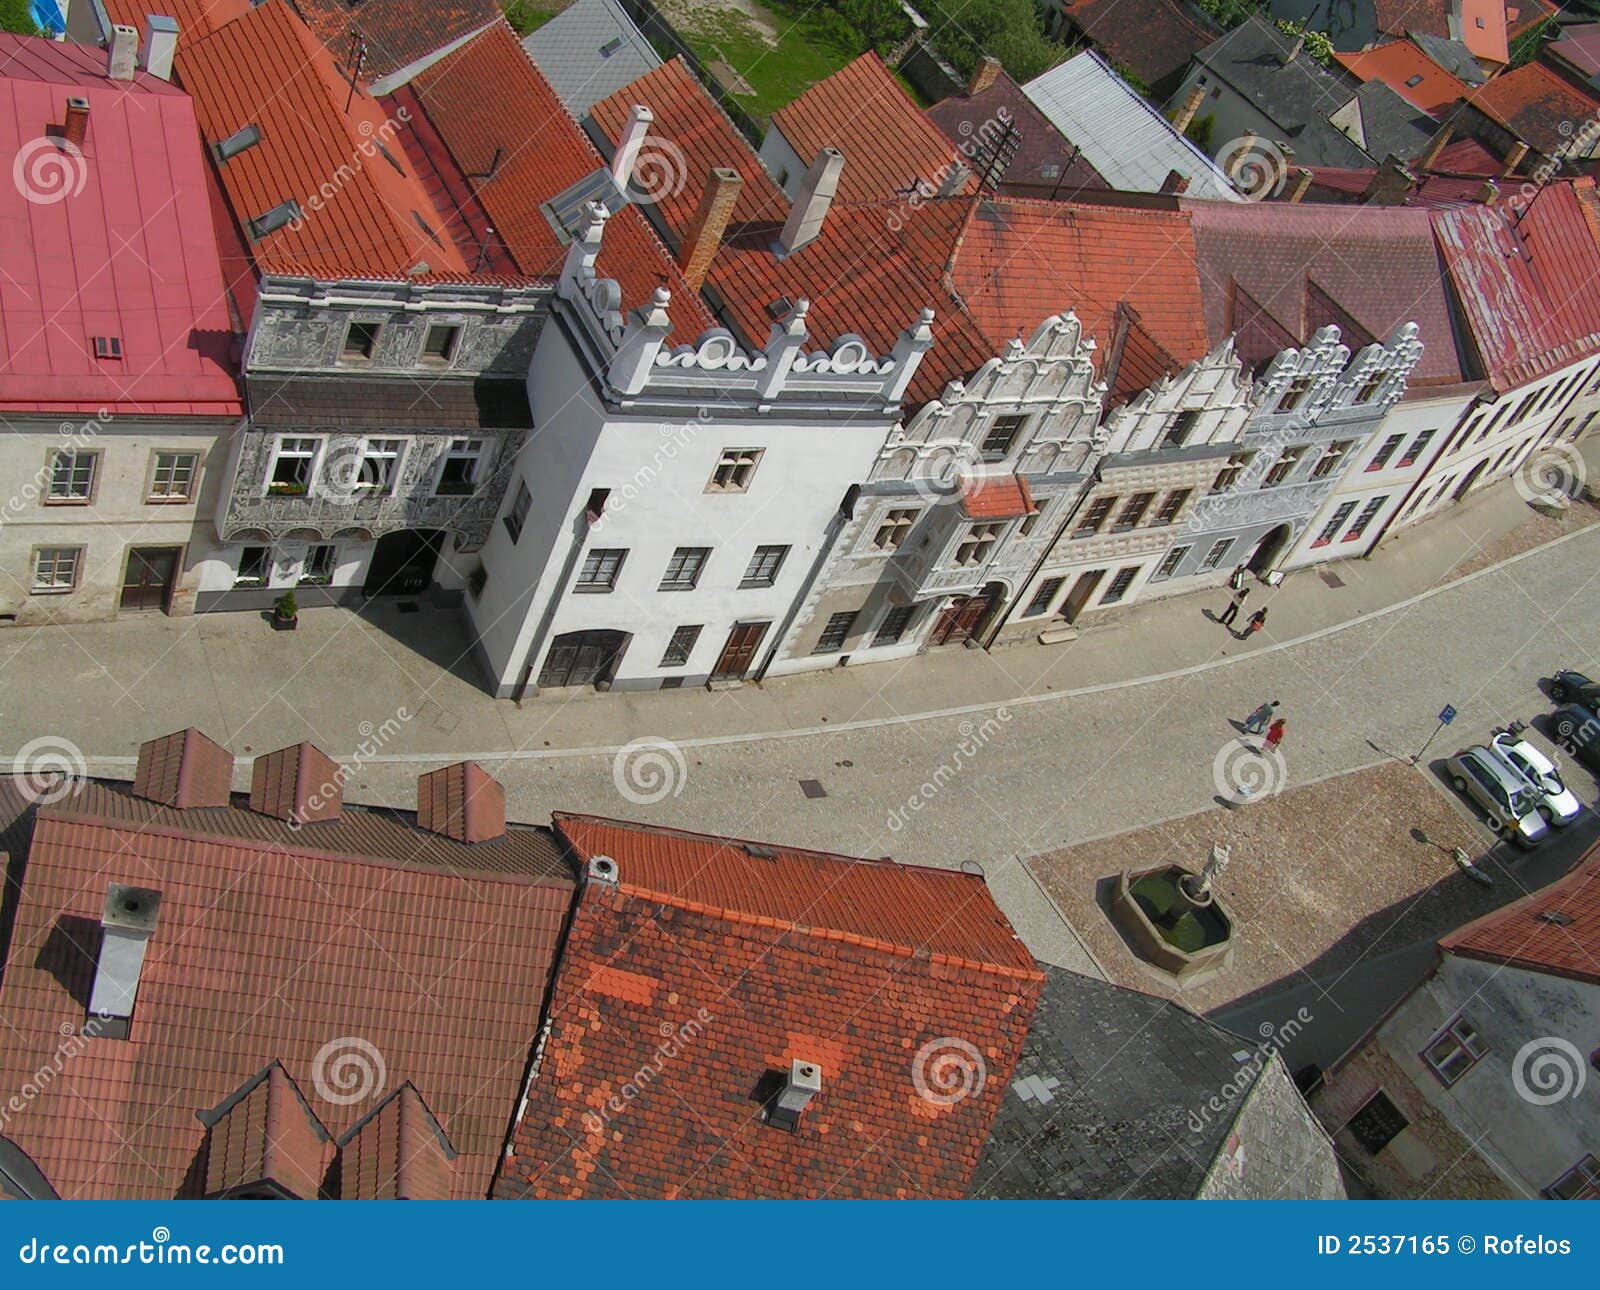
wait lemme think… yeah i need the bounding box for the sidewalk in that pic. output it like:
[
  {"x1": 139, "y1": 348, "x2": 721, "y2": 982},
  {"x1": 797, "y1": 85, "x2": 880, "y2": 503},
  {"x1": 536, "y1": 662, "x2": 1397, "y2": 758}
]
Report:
[{"x1": 4, "y1": 461, "x2": 1596, "y2": 770}]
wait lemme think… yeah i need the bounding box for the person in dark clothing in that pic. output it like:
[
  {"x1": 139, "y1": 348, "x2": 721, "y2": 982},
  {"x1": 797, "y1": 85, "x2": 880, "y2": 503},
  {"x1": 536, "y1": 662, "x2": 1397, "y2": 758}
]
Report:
[{"x1": 1218, "y1": 586, "x2": 1249, "y2": 627}]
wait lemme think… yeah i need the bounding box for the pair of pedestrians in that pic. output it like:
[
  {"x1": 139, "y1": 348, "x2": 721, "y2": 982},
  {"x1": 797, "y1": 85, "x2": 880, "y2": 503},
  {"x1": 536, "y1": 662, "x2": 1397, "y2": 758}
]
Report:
[
  {"x1": 1218, "y1": 586, "x2": 1268, "y2": 637},
  {"x1": 1242, "y1": 699, "x2": 1286, "y2": 752}
]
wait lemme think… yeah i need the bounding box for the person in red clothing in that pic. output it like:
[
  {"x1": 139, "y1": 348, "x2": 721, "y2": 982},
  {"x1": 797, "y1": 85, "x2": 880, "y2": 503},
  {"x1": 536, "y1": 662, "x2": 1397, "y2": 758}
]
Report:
[{"x1": 1263, "y1": 717, "x2": 1286, "y2": 752}]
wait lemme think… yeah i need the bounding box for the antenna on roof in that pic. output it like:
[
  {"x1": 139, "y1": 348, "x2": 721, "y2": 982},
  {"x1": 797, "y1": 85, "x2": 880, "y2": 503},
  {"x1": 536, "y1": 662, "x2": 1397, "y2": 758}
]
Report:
[
  {"x1": 974, "y1": 117, "x2": 1020, "y2": 194},
  {"x1": 467, "y1": 147, "x2": 504, "y2": 183},
  {"x1": 473, "y1": 225, "x2": 497, "y2": 273},
  {"x1": 344, "y1": 34, "x2": 367, "y2": 114}
]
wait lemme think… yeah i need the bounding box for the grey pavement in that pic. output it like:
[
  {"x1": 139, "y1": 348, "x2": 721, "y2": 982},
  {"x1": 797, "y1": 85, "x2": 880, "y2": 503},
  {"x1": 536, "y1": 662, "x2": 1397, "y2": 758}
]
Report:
[{"x1": 5, "y1": 466, "x2": 1600, "y2": 987}]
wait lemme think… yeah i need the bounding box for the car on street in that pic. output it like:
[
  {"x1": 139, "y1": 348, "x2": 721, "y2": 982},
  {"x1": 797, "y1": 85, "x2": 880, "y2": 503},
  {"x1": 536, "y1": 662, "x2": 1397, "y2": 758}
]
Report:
[
  {"x1": 1551, "y1": 704, "x2": 1600, "y2": 776},
  {"x1": 1444, "y1": 745, "x2": 1550, "y2": 847},
  {"x1": 1549, "y1": 669, "x2": 1600, "y2": 713},
  {"x1": 1486, "y1": 729, "x2": 1583, "y2": 826}
]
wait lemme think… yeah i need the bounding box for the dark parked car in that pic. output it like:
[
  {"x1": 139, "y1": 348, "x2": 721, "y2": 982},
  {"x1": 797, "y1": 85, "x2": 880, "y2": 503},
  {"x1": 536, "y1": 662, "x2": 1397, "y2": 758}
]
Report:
[
  {"x1": 1551, "y1": 704, "x2": 1600, "y2": 774},
  {"x1": 1550, "y1": 669, "x2": 1600, "y2": 713}
]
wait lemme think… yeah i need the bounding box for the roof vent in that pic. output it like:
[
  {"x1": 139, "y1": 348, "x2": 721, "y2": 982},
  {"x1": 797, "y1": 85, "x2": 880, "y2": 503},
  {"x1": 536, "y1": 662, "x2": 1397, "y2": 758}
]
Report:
[
  {"x1": 133, "y1": 728, "x2": 233, "y2": 809},
  {"x1": 416, "y1": 762, "x2": 505, "y2": 843},
  {"x1": 247, "y1": 200, "x2": 301, "y2": 241},
  {"x1": 249, "y1": 742, "x2": 342, "y2": 824},
  {"x1": 600, "y1": 36, "x2": 625, "y2": 57},
  {"x1": 1534, "y1": 910, "x2": 1575, "y2": 926},
  {"x1": 107, "y1": 23, "x2": 138, "y2": 81},
  {"x1": 743, "y1": 843, "x2": 777, "y2": 859},
  {"x1": 141, "y1": 15, "x2": 180, "y2": 81},
  {"x1": 766, "y1": 296, "x2": 793, "y2": 321},
  {"x1": 766, "y1": 1059, "x2": 822, "y2": 1132},
  {"x1": 213, "y1": 123, "x2": 263, "y2": 164},
  {"x1": 587, "y1": 854, "x2": 619, "y2": 885},
  {"x1": 89, "y1": 883, "x2": 163, "y2": 1034}
]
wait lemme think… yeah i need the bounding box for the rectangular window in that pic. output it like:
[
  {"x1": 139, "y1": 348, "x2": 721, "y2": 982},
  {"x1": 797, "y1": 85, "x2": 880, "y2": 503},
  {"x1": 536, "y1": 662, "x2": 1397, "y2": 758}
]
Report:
[
  {"x1": 741, "y1": 544, "x2": 788, "y2": 588},
  {"x1": 1312, "y1": 439, "x2": 1354, "y2": 479},
  {"x1": 1546, "y1": 1155, "x2": 1600, "y2": 1200},
  {"x1": 1074, "y1": 496, "x2": 1116, "y2": 537},
  {"x1": 813, "y1": 611, "x2": 857, "y2": 653},
  {"x1": 1344, "y1": 495, "x2": 1388, "y2": 540},
  {"x1": 1154, "y1": 545, "x2": 1190, "y2": 579},
  {"x1": 874, "y1": 604, "x2": 915, "y2": 645},
  {"x1": 954, "y1": 521, "x2": 1004, "y2": 567},
  {"x1": 355, "y1": 438, "x2": 404, "y2": 494},
  {"x1": 660, "y1": 546, "x2": 710, "y2": 590},
  {"x1": 504, "y1": 480, "x2": 531, "y2": 542},
  {"x1": 269, "y1": 437, "x2": 319, "y2": 493},
  {"x1": 1113, "y1": 492, "x2": 1156, "y2": 531},
  {"x1": 1313, "y1": 501, "x2": 1357, "y2": 547},
  {"x1": 1355, "y1": 371, "x2": 1386, "y2": 402},
  {"x1": 1262, "y1": 446, "x2": 1305, "y2": 487},
  {"x1": 1099, "y1": 565, "x2": 1140, "y2": 605},
  {"x1": 1200, "y1": 538, "x2": 1234, "y2": 570},
  {"x1": 31, "y1": 546, "x2": 81, "y2": 592},
  {"x1": 1422, "y1": 1015, "x2": 1488, "y2": 1086},
  {"x1": 1153, "y1": 488, "x2": 1191, "y2": 526},
  {"x1": 300, "y1": 543, "x2": 336, "y2": 584},
  {"x1": 1211, "y1": 452, "x2": 1252, "y2": 492},
  {"x1": 576, "y1": 547, "x2": 626, "y2": 591},
  {"x1": 707, "y1": 448, "x2": 763, "y2": 493},
  {"x1": 660, "y1": 624, "x2": 702, "y2": 667},
  {"x1": 981, "y1": 415, "x2": 1026, "y2": 460},
  {"x1": 1346, "y1": 1090, "x2": 1408, "y2": 1155},
  {"x1": 236, "y1": 545, "x2": 270, "y2": 586},
  {"x1": 148, "y1": 450, "x2": 199, "y2": 502},
  {"x1": 1018, "y1": 499, "x2": 1046, "y2": 537},
  {"x1": 436, "y1": 439, "x2": 485, "y2": 496},
  {"x1": 342, "y1": 321, "x2": 379, "y2": 361},
  {"x1": 1275, "y1": 376, "x2": 1314, "y2": 412},
  {"x1": 421, "y1": 324, "x2": 460, "y2": 364},
  {"x1": 1023, "y1": 576, "x2": 1065, "y2": 618},
  {"x1": 873, "y1": 507, "x2": 919, "y2": 550},
  {"x1": 48, "y1": 450, "x2": 98, "y2": 502},
  {"x1": 1162, "y1": 410, "x2": 1200, "y2": 449},
  {"x1": 1365, "y1": 433, "x2": 1406, "y2": 471},
  {"x1": 1396, "y1": 430, "x2": 1434, "y2": 468}
]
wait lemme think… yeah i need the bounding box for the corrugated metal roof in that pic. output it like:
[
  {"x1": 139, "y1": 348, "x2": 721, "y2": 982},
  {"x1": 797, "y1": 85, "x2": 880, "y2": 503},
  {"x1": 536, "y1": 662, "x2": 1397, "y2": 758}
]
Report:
[
  {"x1": 522, "y1": 0, "x2": 661, "y2": 116},
  {"x1": 1023, "y1": 52, "x2": 1243, "y2": 204}
]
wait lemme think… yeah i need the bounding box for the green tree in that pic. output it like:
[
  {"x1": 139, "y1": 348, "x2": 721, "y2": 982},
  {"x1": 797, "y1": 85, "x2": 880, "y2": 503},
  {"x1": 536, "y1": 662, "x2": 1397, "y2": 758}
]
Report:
[
  {"x1": 818, "y1": 0, "x2": 911, "y2": 52},
  {"x1": 1, "y1": 0, "x2": 40, "y2": 36},
  {"x1": 921, "y1": 0, "x2": 1063, "y2": 83}
]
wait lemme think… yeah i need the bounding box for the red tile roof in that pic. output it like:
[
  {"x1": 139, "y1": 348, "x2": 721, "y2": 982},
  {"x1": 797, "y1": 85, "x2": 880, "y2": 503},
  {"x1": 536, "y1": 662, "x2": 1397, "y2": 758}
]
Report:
[
  {"x1": 338, "y1": 1083, "x2": 456, "y2": 1199},
  {"x1": 963, "y1": 473, "x2": 1035, "y2": 519},
  {"x1": 1441, "y1": 843, "x2": 1600, "y2": 983},
  {"x1": 1058, "y1": 0, "x2": 1215, "y2": 91},
  {"x1": 1506, "y1": 0, "x2": 1558, "y2": 42},
  {"x1": 176, "y1": 0, "x2": 472, "y2": 281},
  {"x1": 0, "y1": 33, "x2": 242, "y2": 417},
  {"x1": 1459, "y1": 0, "x2": 1510, "y2": 65},
  {"x1": 1546, "y1": 22, "x2": 1600, "y2": 81},
  {"x1": 1374, "y1": 0, "x2": 1452, "y2": 40},
  {"x1": 98, "y1": 0, "x2": 250, "y2": 44},
  {"x1": 393, "y1": 22, "x2": 711, "y2": 339},
  {"x1": 770, "y1": 53, "x2": 974, "y2": 204},
  {"x1": 132, "y1": 728, "x2": 232, "y2": 809},
  {"x1": 0, "y1": 777, "x2": 572, "y2": 1199},
  {"x1": 200, "y1": 1063, "x2": 330, "y2": 1199},
  {"x1": 1465, "y1": 62, "x2": 1600, "y2": 156},
  {"x1": 925, "y1": 69, "x2": 1109, "y2": 197},
  {"x1": 1432, "y1": 177, "x2": 1600, "y2": 390},
  {"x1": 291, "y1": 0, "x2": 503, "y2": 81},
  {"x1": 497, "y1": 814, "x2": 1041, "y2": 1199},
  {"x1": 1334, "y1": 41, "x2": 1469, "y2": 113}
]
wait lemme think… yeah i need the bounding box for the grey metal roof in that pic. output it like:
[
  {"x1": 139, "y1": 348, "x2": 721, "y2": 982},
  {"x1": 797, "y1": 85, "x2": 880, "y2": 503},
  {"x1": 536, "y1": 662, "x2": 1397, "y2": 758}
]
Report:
[
  {"x1": 1022, "y1": 52, "x2": 1243, "y2": 203},
  {"x1": 522, "y1": 0, "x2": 662, "y2": 116},
  {"x1": 1409, "y1": 32, "x2": 1489, "y2": 85}
]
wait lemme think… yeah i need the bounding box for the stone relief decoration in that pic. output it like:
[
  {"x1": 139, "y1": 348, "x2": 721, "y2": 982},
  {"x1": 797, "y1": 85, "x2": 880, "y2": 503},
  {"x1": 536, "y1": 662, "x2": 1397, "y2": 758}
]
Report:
[
  {"x1": 1251, "y1": 325, "x2": 1351, "y2": 424},
  {"x1": 1322, "y1": 323, "x2": 1424, "y2": 414},
  {"x1": 1101, "y1": 339, "x2": 1254, "y2": 456}
]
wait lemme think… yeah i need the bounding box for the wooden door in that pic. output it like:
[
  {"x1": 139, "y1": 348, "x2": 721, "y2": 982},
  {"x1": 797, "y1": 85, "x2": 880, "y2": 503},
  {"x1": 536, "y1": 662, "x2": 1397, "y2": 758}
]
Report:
[
  {"x1": 1060, "y1": 569, "x2": 1106, "y2": 624},
  {"x1": 538, "y1": 630, "x2": 626, "y2": 688},
  {"x1": 711, "y1": 621, "x2": 769, "y2": 681},
  {"x1": 120, "y1": 547, "x2": 181, "y2": 613},
  {"x1": 929, "y1": 593, "x2": 992, "y2": 646}
]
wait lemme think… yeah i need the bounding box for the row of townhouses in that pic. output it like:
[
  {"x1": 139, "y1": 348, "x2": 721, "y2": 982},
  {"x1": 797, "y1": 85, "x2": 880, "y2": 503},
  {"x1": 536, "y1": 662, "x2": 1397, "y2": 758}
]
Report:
[{"x1": 2, "y1": 6, "x2": 1597, "y2": 699}]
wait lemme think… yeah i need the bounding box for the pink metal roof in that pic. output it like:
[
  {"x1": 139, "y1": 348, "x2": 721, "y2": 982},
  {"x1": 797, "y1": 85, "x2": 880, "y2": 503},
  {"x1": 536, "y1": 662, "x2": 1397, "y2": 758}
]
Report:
[{"x1": 0, "y1": 34, "x2": 242, "y2": 417}]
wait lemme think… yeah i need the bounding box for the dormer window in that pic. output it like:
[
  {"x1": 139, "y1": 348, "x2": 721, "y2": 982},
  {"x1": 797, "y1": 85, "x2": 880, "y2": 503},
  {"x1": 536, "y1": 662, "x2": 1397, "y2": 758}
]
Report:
[
  {"x1": 246, "y1": 200, "x2": 300, "y2": 241},
  {"x1": 212, "y1": 123, "x2": 261, "y2": 163},
  {"x1": 92, "y1": 335, "x2": 122, "y2": 360}
]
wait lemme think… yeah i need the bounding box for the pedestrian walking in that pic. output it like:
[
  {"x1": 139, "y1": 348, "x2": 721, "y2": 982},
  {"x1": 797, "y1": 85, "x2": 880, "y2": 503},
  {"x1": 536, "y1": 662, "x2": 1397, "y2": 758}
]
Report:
[
  {"x1": 1243, "y1": 699, "x2": 1279, "y2": 735},
  {"x1": 1241, "y1": 606, "x2": 1268, "y2": 637},
  {"x1": 1228, "y1": 564, "x2": 1248, "y2": 592},
  {"x1": 1218, "y1": 585, "x2": 1249, "y2": 627},
  {"x1": 1263, "y1": 717, "x2": 1286, "y2": 752}
]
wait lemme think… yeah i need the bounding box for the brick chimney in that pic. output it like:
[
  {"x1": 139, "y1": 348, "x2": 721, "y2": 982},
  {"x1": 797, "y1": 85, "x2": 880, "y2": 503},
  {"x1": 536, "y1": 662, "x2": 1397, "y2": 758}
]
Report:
[
  {"x1": 417, "y1": 762, "x2": 506, "y2": 843},
  {"x1": 1285, "y1": 167, "x2": 1314, "y2": 203},
  {"x1": 967, "y1": 55, "x2": 1002, "y2": 97},
  {"x1": 141, "y1": 15, "x2": 179, "y2": 82},
  {"x1": 1159, "y1": 169, "x2": 1190, "y2": 195},
  {"x1": 1479, "y1": 179, "x2": 1499, "y2": 205},
  {"x1": 1362, "y1": 155, "x2": 1416, "y2": 206},
  {"x1": 679, "y1": 166, "x2": 743, "y2": 291},
  {"x1": 777, "y1": 147, "x2": 844, "y2": 256},
  {"x1": 107, "y1": 24, "x2": 139, "y2": 81},
  {"x1": 1499, "y1": 141, "x2": 1529, "y2": 179},
  {"x1": 610, "y1": 104, "x2": 654, "y2": 190},
  {"x1": 133, "y1": 728, "x2": 233, "y2": 809},
  {"x1": 249, "y1": 742, "x2": 342, "y2": 823},
  {"x1": 63, "y1": 97, "x2": 90, "y2": 149},
  {"x1": 1170, "y1": 84, "x2": 1206, "y2": 135}
]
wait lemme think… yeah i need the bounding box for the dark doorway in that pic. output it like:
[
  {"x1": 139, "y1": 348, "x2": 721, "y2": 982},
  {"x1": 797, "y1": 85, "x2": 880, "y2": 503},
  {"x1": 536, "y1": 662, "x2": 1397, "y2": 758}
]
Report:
[
  {"x1": 119, "y1": 546, "x2": 181, "y2": 613},
  {"x1": 1059, "y1": 569, "x2": 1107, "y2": 624},
  {"x1": 363, "y1": 529, "x2": 443, "y2": 596},
  {"x1": 711, "y1": 621, "x2": 770, "y2": 681},
  {"x1": 1247, "y1": 524, "x2": 1292, "y2": 575},
  {"x1": 929, "y1": 587, "x2": 999, "y2": 645},
  {"x1": 1454, "y1": 460, "x2": 1488, "y2": 502},
  {"x1": 538, "y1": 630, "x2": 630, "y2": 689}
]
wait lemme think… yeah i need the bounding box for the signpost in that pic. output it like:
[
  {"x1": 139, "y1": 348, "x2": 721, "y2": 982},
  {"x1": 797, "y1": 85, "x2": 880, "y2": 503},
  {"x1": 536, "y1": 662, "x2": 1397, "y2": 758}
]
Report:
[{"x1": 1412, "y1": 704, "x2": 1457, "y2": 765}]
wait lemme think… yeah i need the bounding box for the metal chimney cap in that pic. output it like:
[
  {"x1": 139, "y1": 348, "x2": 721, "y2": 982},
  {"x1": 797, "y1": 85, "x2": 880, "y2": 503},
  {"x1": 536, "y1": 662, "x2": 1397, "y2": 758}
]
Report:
[
  {"x1": 789, "y1": 1058, "x2": 823, "y2": 1093},
  {"x1": 102, "y1": 883, "x2": 162, "y2": 934},
  {"x1": 587, "y1": 855, "x2": 619, "y2": 885}
]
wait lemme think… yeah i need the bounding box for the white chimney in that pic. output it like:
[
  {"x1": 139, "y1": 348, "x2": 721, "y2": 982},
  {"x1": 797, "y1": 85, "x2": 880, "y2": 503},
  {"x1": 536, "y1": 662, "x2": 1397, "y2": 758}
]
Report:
[
  {"x1": 89, "y1": 883, "x2": 162, "y2": 1028},
  {"x1": 610, "y1": 104, "x2": 654, "y2": 191},
  {"x1": 142, "y1": 15, "x2": 180, "y2": 82},
  {"x1": 769, "y1": 1058, "x2": 822, "y2": 1129},
  {"x1": 777, "y1": 148, "x2": 843, "y2": 256},
  {"x1": 587, "y1": 854, "x2": 619, "y2": 886},
  {"x1": 107, "y1": 24, "x2": 140, "y2": 81}
]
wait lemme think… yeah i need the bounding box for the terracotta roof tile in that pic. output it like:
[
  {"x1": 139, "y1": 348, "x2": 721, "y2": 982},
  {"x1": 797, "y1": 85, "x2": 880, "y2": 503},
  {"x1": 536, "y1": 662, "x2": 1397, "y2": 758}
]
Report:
[
  {"x1": 132, "y1": 729, "x2": 233, "y2": 810},
  {"x1": 248, "y1": 741, "x2": 342, "y2": 822},
  {"x1": 771, "y1": 53, "x2": 975, "y2": 204},
  {"x1": 416, "y1": 761, "x2": 505, "y2": 843},
  {"x1": 925, "y1": 70, "x2": 1109, "y2": 196},
  {"x1": 200, "y1": 1063, "x2": 331, "y2": 1199},
  {"x1": 1057, "y1": 0, "x2": 1215, "y2": 90},
  {"x1": 292, "y1": 0, "x2": 502, "y2": 82},
  {"x1": 1441, "y1": 843, "x2": 1600, "y2": 983},
  {"x1": 962, "y1": 473, "x2": 1034, "y2": 519},
  {"x1": 497, "y1": 815, "x2": 1042, "y2": 1198},
  {"x1": 1334, "y1": 41, "x2": 1469, "y2": 113},
  {"x1": 1465, "y1": 62, "x2": 1600, "y2": 156},
  {"x1": 98, "y1": 0, "x2": 250, "y2": 44},
  {"x1": 338, "y1": 1083, "x2": 456, "y2": 1199}
]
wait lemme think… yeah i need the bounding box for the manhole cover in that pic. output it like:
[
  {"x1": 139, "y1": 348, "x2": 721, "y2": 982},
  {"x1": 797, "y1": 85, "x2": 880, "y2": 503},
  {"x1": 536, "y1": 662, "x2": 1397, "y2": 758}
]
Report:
[
  {"x1": 1319, "y1": 570, "x2": 1344, "y2": 589},
  {"x1": 799, "y1": 779, "x2": 827, "y2": 799}
]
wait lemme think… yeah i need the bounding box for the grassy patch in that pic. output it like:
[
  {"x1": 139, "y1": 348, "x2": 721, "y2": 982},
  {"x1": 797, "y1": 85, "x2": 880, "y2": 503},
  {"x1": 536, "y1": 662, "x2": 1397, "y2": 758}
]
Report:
[{"x1": 502, "y1": 0, "x2": 564, "y2": 36}]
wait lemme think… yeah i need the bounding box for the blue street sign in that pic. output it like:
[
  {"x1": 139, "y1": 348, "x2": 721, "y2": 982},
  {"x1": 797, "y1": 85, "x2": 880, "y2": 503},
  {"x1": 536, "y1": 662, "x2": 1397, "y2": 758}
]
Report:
[{"x1": 1439, "y1": 705, "x2": 1457, "y2": 725}]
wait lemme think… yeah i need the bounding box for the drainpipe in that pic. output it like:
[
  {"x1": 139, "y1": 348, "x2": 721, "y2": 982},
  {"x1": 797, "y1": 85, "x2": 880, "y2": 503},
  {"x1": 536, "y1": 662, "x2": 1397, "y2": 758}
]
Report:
[{"x1": 754, "y1": 485, "x2": 859, "y2": 684}]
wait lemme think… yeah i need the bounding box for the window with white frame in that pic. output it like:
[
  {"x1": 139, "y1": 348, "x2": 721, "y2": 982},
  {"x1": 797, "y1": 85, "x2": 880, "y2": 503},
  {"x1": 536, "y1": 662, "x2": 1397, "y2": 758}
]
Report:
[
  {"x1": 1344, "y1": 495, "x2": 1388, "y2": 540},
  {"x1": 268, "y1": 437, "x2": 319, "y2": 493},
  {"x1": 1211, "y1": 452, "x2": 1252, "y2": 492},
  {"x1": 31, "y1": 546, "x2": 82, "y2": 592},
  {"x1": 47, "y1": 450, "x2": 98, "y2": 502},
  {"x1": 981, "y1": 415, "x2": 1027, "y2": 460},
  {"x1": 812, "y1": 611, "x2": 858, "y2": 653},
  {"x1": 1153, "y1": 489, "x2": 1191, "y2": 526},
  {"x1": 953, "y1": 522, "x2": 1004, "y2": 567},
  {"x1": 1421, "y1": 1015, "x2": 1488, "y2": 1085},
  {"x1": 741, "y1": 545, "x2": 788, "y2": 588},
  {"x1": 1311, "y1": 439, "x2": 1354, "y2": 479},
  {"x1": 300, "y1": 544, "x2": 336, "y2": 584},
  {"x1": 1262, "y1": 446, "x2": 1306, "y2": 487},
  {"x1": 1154, "y1": 545, "x2": 1190, "y2": 579},
  {"x1": 148, "y1": 450, "x2": 199, "y2": 501},
  {"x1": 236, "y1": 545, "x2": 270, "y2": 586},
  {"x1": 1313, "y1": 501, "x2": 1357, "y2": 546},
  {"x1": 1365, "y1": 433, "x2": 1406, "y2": 472},
  {"x1": 1200, "y1": 538, "x2": 1234, "y2": 570},
  {"x1": 576, "y1": 547, "x2": 626, "y2": 591},
  {"x1": 355, "y1": 439, "x2": 404, "y2": 494},
  {"x1": 872, "y1": 507, "x2": 919, "y2": 550},
  {"x1": 1275, "y1": 376, "x2": 1315, "y2": 412},
  {"x1": 660, "y1": 624, "x2": 702, "y2": 667},
  {"x1": 707, "y1": 448, "x2": 763, "y2": 493},
  {"x1": 660, "y1": 547, "x2": 710, "y2": 591},
  {"x1": 1113, "y1": 492, "x2": 1156, "y2": 531},
  {"x1": 436, "y1": 438, "x2": 486, "y2": 496}
]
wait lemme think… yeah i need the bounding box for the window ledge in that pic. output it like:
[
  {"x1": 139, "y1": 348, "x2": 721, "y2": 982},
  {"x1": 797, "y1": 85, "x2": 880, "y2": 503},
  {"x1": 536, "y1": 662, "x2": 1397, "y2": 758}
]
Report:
[{"x1": 572, "y1": 585, "x2": 615, "y2": 594}]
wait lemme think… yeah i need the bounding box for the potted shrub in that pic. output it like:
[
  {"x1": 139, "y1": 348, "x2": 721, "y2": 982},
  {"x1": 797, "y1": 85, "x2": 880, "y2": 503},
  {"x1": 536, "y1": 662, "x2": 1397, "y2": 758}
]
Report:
[{"x1": 271, "y1": 589, "x2": 299, "y2": 631}]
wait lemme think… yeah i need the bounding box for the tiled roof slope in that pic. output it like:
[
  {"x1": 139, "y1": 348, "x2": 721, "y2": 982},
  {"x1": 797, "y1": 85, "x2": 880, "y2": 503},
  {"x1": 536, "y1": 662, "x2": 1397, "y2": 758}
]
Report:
[
  {"x1": 394, "y1": 22, "x2": 712, "y2": 339},
  {"x1": 1334, "y1": 41, "x2": 1469, "y2": 113},
  {"x1": 0, "y1": 778, "x2": 573, "y2": 1199},
  {"x1": 1432, "y1": 178, "x2": 1600, "y2": 390},
  {"x1": 926, "y1": 69, "x2": 1110, "y2": 197},
  {"x1": 1464, "y1": 62, "x2": 1600, "y2": 157},
  {"x1": 0, "y1": 33, "x2": 242, "y2": 417},
  {"x1": 176, "y1": 0, "x2": 470, "y2": 280},
  {"x1": 291, "y1": 0, "x2": 502, "y2": 81},
  {"x1": 771, "y1": 53, "x2": 975, "y2": 203},
  {"x1": 200, "y1": 1063, "x2": 329, "y2": 1199},
  {"x1": 338, "y1": 1083, "x2": 456, "y2": 1199},
  {"x1": 1546, "y1": 22, "x2": 1600, "y2": 83},
  {"x1": 1185, "y1": 199, "x2": 1467, "y2": 384},
  {"x1": 1058, "y1": 0, "x2": 1215, "y2": 91},
  {"x1": 98, "y1": 0, "x2": 250, "y2": 44},
  {"x1": 498, "y1": 814, "x2": 1042, "y2": 1199},
  {"x1": 1441, "y1": 843, "x2": 1600, "y2": 983}
]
